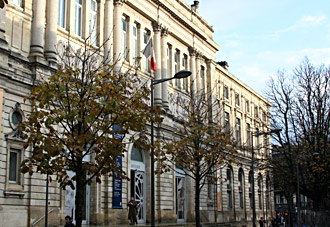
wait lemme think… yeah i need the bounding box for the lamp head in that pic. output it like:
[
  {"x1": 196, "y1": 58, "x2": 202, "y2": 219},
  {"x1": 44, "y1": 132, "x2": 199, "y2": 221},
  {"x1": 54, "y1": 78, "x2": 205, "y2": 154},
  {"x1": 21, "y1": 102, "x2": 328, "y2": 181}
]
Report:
[{"x1": 173, "y1": 70, "x2": 192, "y2": 79}]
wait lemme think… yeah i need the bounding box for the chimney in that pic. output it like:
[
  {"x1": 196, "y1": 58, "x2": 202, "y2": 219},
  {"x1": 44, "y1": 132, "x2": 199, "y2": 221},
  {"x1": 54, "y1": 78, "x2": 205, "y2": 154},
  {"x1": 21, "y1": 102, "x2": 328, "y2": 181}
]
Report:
[{"x1": 217, "y1": 61, "x2": 229, "y2": 70}]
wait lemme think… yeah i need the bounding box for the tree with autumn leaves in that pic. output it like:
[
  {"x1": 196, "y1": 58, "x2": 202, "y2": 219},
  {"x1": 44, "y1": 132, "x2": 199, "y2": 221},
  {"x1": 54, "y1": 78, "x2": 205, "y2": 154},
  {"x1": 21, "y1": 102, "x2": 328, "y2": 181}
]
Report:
[
  {"x1": 21, "y1": 41, "x2": 154, "y2": 227},
  {"x1": 155, "y1": 89, "x2": 236, "y2": 227}
]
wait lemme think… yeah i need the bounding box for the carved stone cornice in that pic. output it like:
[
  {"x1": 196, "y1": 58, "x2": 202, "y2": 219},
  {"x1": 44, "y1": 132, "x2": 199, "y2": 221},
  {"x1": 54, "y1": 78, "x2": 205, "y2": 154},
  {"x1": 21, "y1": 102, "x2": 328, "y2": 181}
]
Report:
[
  {"x1": 188, "y1": 47, "x2": 197, "y2": 56},
  {"x1": 161, "y1": 26, "x2": 169, "y2": 37},
  {"x1": 114, "y1": 0, "x2": 126, "y2": 6},
  {"x1": 152, "y1": 22, "x2": 162, "y2": 32}
]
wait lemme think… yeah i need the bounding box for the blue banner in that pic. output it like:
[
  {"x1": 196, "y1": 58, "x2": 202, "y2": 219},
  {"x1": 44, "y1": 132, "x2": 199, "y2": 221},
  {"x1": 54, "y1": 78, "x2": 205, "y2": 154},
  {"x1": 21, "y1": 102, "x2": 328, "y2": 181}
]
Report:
[
  {"x1": 112, "y1": 156, "x2": 122, "y2": 208},
  {"x1": 112, "y1": 124, "x2": 123, "y2": 208}
]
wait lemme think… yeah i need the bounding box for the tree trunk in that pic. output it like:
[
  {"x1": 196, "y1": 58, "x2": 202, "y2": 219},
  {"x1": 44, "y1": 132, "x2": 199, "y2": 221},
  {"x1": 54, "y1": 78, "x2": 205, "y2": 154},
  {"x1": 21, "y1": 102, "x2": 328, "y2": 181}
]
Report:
[
  {"x1": 195, "y1": 173, "x2": 201, "y2": 227},
  {"x1": 75, "y1": 159, "x2": 84, "y2": 227}
]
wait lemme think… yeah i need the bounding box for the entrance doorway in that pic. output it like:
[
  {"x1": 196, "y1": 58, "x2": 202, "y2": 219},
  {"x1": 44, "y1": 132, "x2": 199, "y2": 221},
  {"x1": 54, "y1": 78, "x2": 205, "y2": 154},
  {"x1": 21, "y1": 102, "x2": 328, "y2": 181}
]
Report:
[
  {"x1": 176, "y1": 168, "x2": 186, "y2": 223},
  {"x1": 130, "y1": 145, "x2": 146, "y2": 224}
]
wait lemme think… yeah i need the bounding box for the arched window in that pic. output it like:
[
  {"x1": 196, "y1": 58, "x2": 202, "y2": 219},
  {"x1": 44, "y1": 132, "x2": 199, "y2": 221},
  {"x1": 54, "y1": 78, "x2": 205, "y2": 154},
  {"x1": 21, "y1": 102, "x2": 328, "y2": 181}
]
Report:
[
  {"x1": 226, "y1": 167, "x2": 233, "y2": 208},
  {"x1": 238, "y1": 169, "x2": 245, "y2": 208},
  {"x1": 131, "y1": 145, "x2": 143, "y2": 162},
  {"x1": 258, "y1": 174, "x2": 263, "y2": 209},
  {"x1": 248, "y1": 171, "x2": 253, "y2": 208}
]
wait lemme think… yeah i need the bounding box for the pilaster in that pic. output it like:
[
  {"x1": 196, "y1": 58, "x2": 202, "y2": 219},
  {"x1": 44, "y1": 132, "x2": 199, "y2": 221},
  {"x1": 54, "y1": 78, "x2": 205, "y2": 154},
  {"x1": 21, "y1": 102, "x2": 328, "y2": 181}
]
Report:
[
  {"x1": 104, "y1": 0, "x2": 114, "y2": 63},
  {"x1": 152, "y1": 21, "x2": 162, "y2": 106},
  {"x1": 161, "y1": 26, "x2": 169, "y2": 109},
  {"x1": 45, "y1": 0, "x2": 59, "y2": 63},
  {"x1": 188, "y1": 47, "x2": 196, "y2": 97},
  {"x1": 113, "y1": 0, "x2": 125, "y2": 66},
  {"x1": 30, "y1": 0, "x2": 46, "y2": 58}
]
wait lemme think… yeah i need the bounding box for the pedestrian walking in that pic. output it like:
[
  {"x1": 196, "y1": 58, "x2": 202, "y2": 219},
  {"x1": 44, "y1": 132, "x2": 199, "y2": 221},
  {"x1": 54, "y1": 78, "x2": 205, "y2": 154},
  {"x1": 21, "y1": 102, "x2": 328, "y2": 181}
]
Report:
[
  {"x1": 259, "y1": 217, "x2": 265, "y2": 227},
  {"x1": 128, "y1": 197, "x2": 137, "y2": 225},
  {"x1": 64, "y1": 215, "x2": 75, "y2": 227}
]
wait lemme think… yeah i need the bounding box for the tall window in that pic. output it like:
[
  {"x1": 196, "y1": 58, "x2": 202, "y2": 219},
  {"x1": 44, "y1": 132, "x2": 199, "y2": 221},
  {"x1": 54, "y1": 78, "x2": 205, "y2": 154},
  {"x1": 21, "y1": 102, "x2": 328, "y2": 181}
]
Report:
[
  {"x1": 132, "y1": 23, "x2": 138, "y2": 63},
  {"x1": 121, "y1": 17, "x2": 128, "y2": 60},
  {"x1": 238, "y1": 169, "x2": 244, "y2": 208},
  {"x1": 247, "y1": 123, "x2": 251, "y2": 146},
  {"x1": 224, "y1": 86, "x2": 229, "y2": 99},
  {"x1": 263, "y1": 111, "x2": 267, "y2": 122},
  {"x1": 254, "y1": 106, "x2": 259, "y2": 118},
  {"x1": 9, "y1": 149, "x2": 21, "y2": 184},
  {"x1": 256, "y1": 128, "x2": 260, "y2": 153},
  {"x1": 225, "y1": 112, "x2": 230, "y2": 132},
  {"x1": 227, "y1": 168, "x2": 233, "y2": 208},
  {"x1": 144, "y1": 31, "x2": 150, "y2": 72},
  {"x1": 182, "y1": 55, "x2": 188, "y2": 92},
  {"x1": 75, "y1": 0, "x2": 83, "y2": 37},
  {"x1": 201, "y1": 66, "x2": 205, "y2": 94},
  {"x1": 258, "y1": 175, "x2": 263, "y2": 209},
  {"x1": 90, "y1": 0, "x2": 98, "y2": 44},
  {"x1": 235, "y1": 93, "x2": 240, "y2": 106},
  {"x1": 249, "y1": 171, "x2": 253, "y2": 208},
  {"x1": 174, "y1": 50, "x2": 179, "y2": 87},
  {"x1": 246, "y1": 100, "x2": 250, "y2": 112},
  {"x1": 236, "y1": 118, "x2": 241, "y2": 145},
  {"x1": 58, "y1": 0, "x2": 67, "y2": 28},
  {"x1": 167, "y1": 46, "x2": 171, "y2": 78}
]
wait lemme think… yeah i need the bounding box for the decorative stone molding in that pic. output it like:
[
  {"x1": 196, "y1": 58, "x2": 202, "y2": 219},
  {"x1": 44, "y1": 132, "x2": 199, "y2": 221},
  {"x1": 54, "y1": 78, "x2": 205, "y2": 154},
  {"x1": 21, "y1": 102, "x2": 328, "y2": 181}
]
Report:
[
  {"x1": 152, "y1": 21, "x2": 162, "y2": 32},
  {"x1": 161, "y1": 26, "x2": 169, "y2": 37},
  {"x1": 113, "y1": 0, "x2": 126, "y2": 6}
]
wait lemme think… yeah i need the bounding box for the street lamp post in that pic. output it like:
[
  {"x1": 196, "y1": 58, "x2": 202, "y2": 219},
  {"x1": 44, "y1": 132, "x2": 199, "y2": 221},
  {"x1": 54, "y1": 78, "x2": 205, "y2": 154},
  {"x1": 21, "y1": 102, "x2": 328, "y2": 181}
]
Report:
[
  {"x1": 150, "y1": 70, "x2": 191, "y2": 227},
  {"x1": 251, "y1": 128, "x2": 281, "y2": 227}
]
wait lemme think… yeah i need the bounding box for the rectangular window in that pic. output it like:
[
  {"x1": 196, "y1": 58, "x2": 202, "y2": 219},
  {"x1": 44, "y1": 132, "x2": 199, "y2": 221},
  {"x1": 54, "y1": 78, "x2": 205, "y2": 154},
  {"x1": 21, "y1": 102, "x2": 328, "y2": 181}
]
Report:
[
  {"x1": 121, "y1": 17, "x2": 128, "y2": 60},
  {"x1": 276, "y1": 195, "x2": 281, "y2": 204},
  {"x1": 182, "y1": 55, "x2": 188, "y2": 92},
  {"x1": 247, "y1": 123, "x2": 251, "y2": 146},
  {"x1": 207, "y1": 177, "x2": 212, "y2": 199},
  {"x1": 239, "y1": 172, "x2": 244, "y2": 208},
  {"x1": 225, "y1": 112, "x2": 230, "y2": 132},
  {"x1": 167, "y1": 46, "x2": 171, "y2": 78},
  {"x1": 224, "y1": 86, "x2": 229, "y2": 99},
  {"x1": 246, "y1": 100, "x2": 250, "y2": 112},
  {"x1": 9, "y1": 149, "x2": 21, "y2": 184},
  {"x1": 263, "y1": 111, "x2": 267, "y2": 122},
  {"x1": 254, "y1": 106, "x2": 259, "y2": 118},
  {"x1": 75, "y1": 0, "x2": 83, "y2": 37},
  {"x1": 174, "y1": 50, "x2": 179, "y2": 88},
  {"x1": 58, "y1": 0, "x2": 66, "y2": 28},
  {"x1": 90, "y1": 0, "x2": 98, "y2": 44},
  {"x1": 201, "y1": 66, "x2": 205, "y2": 94},
  {"x1": 236, "y1": 118, "x2": 241, "y2": 145},
  {"x1": 235, "y1": 93, "x2": 240, "y2": 106},
  {"x1": 132, "y1": 23, "x2": 138, "y2": 63},
  {"x1": 227, "y1": 169, "x2": 232, "y2": 208},
  {"x1": 256, "y1": 128, "x2": 260, "y2": 153},
  {"x1": 144, "y1": 31, "x2": 151, "y2": 72}
]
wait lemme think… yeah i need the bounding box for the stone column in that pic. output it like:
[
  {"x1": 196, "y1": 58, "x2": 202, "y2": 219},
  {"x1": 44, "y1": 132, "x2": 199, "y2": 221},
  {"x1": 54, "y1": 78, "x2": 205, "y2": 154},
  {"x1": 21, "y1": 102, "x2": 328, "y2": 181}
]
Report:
[
  {"x1": 113, "y1": 0, "x2": 125, "y2": 66},
  {"x1": 161, "y1": 27, "x2": 169, "y2": 109},
  {"x1": 104, "y1": 0, "x2": 114, "y2": 63},
  {"x1": 152, "y1": 22, "x2": 162, "y2": 106},
  {"x1": 189, "y1": 47, "x2": 196, "y2": 97},
  {"x1": 30, "y1": 0, "x2": 46, "y2": 57},
  {"x1": 45, "y1": 0, "x2": 59, "y2": 63}
]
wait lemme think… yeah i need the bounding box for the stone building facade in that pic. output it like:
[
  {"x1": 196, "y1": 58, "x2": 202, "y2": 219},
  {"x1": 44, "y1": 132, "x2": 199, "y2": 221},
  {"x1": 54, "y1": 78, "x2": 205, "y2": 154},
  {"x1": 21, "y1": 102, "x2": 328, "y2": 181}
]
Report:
[{"x1": 0, "y1": 0, "x2": 273, "y2": 226}]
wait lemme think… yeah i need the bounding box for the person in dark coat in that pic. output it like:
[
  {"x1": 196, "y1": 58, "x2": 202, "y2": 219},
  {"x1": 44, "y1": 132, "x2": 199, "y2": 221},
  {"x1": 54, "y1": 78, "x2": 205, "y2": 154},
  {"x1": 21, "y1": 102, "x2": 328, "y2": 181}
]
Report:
[
  {"x1": 128, "y1": 197, "x2": 137, "y2": 225},
  {"x1": 259, "y1": 217, "x2": 264, "y2": 227},
  {"x1": 64, "y1": 216, "x2": 75, "y2": 227}
]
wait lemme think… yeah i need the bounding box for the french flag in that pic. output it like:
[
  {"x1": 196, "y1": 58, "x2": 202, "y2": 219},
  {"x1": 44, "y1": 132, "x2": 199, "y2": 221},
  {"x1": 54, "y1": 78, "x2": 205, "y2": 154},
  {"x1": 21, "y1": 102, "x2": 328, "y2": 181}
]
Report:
[{"x1": 142, "y1": 38, "x2": 157, "y2": 71}]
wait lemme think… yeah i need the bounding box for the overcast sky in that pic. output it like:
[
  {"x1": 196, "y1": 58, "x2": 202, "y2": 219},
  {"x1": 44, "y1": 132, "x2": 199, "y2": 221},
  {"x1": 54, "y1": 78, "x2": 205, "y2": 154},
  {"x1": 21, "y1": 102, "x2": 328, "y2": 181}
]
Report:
[{"x1": 185, "y1": 0, "x2": 330, "y2": 95}]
